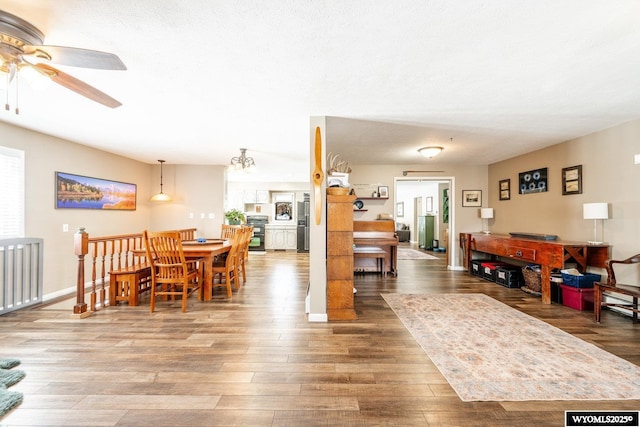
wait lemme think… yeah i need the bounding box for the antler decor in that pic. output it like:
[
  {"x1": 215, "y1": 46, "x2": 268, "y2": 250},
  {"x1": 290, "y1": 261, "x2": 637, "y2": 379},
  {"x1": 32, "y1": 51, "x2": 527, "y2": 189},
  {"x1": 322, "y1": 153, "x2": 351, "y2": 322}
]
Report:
[{"x1": 326, "y1": 152, "x2": 352, "y2": 175}]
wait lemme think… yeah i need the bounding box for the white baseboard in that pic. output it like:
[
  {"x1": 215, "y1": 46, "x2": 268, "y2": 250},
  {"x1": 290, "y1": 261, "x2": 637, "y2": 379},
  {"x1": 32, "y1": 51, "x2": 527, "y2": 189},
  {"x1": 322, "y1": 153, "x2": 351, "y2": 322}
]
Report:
[{"x1": 307, "y1": 313, "x2": 328, "y2": 322}]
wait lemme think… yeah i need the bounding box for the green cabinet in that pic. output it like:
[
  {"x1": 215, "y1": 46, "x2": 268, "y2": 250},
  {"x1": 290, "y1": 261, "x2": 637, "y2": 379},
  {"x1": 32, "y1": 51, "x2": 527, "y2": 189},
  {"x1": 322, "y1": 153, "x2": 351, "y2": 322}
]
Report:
[{"x1": 418, "y1": 215, "x2": 435, "y2": 249}]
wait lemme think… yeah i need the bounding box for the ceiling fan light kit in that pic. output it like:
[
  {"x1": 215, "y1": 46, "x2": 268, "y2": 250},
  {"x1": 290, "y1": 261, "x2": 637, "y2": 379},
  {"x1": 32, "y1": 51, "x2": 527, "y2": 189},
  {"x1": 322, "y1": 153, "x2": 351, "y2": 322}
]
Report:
[{"x1": 0, "y1": 9, "x2": 126, "y2": 113}]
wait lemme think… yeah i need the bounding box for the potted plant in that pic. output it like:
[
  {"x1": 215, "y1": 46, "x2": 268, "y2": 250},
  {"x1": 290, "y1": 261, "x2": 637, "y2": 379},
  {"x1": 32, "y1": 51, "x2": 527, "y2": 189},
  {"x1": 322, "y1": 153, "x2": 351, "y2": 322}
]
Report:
[{"x1": 224, "y1": 209, "x2": 245, "y2": 225}]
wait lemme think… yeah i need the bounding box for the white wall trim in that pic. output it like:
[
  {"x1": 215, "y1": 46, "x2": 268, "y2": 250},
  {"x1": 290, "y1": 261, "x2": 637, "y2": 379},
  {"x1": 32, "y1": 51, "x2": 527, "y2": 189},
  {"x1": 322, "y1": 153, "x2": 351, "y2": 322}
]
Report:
[{"x1": 307, "y1": 313, "x2": 328, "y2": 322}]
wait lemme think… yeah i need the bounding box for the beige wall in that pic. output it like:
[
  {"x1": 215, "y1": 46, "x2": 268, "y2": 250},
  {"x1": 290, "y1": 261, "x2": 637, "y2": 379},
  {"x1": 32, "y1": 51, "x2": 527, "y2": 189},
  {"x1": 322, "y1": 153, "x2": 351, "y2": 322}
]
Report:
[
  {"x1": 149, "y1": 164, "x2": 226, "y2": 238},
  {"x1": 488, "y1": 118, "x2": 640, "y2": 268},
  {"x1": 0, "y1": 121, "x2": 226, "y2": 299}
]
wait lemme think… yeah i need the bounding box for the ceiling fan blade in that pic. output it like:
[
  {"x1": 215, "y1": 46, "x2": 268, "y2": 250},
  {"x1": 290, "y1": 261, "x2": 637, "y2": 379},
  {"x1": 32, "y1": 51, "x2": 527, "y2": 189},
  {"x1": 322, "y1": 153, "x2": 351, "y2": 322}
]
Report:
[
  {"x1": 23, "y1": 45, "x2": 126, "y2": 70},
  {"x1": 32, "y1": 63, "x2": 122, "y2": 108}
]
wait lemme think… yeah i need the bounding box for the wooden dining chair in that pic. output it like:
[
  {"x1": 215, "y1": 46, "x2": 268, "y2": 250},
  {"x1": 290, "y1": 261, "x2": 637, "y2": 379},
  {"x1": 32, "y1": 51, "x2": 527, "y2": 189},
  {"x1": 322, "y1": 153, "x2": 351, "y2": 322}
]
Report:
[
  {"x1": 220, "y1": 224, "x2": 241, "y2": 239},
  {"x1": 143, "y1": 230, "x2": 203, "y2": 313},
  {"x1": 238, "y1": 225, "x2": 253, "y2": 283},
  {"x1": 212, "y1": 227, "x2": 245, "y2": 298}
]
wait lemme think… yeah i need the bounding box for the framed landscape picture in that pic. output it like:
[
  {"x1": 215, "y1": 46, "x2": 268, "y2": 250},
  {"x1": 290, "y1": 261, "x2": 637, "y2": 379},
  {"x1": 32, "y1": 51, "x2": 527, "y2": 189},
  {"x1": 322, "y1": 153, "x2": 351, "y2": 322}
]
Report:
[
  {"x1": 55, "y1": 172, "x2": 137, "y2": 210},
  {"x1": 462, "y1": 190, "x2": 482, "y2": 207}
]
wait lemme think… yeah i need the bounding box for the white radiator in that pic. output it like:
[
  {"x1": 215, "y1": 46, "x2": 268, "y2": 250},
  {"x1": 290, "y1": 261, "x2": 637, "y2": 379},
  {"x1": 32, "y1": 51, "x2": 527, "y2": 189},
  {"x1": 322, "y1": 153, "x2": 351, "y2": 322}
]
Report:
[{"x1": 0, "y1": 238, "x2": 44, "y2": 315}]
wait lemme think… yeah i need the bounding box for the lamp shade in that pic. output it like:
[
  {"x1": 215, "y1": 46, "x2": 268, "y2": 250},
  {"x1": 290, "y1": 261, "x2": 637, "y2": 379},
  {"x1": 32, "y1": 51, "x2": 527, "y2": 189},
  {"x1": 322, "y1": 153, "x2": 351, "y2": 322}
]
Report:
[
  {"x1": 583, "y1": 203, "x2": 608, "y2": 220},
  {"x1": 480, "y1": 208, "x2": 494, "y2": 219}
]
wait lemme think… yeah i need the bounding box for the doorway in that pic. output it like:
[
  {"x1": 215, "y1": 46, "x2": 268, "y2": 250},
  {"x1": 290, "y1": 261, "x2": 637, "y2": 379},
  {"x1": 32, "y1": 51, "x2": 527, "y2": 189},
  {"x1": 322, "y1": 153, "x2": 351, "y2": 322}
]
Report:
[{"x1": 394, "y1": 177, "x2": 456, "y2": 269}]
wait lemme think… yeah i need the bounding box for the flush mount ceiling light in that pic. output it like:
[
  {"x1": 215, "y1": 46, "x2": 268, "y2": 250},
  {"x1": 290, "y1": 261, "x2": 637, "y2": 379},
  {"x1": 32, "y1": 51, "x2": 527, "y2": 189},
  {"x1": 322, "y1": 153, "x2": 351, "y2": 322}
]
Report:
[
  {"x1": 418, "y1": 146, "x2": 443, "y2": 158},
  {"x1": 150, "y1": 160, "x2": 171, "y2": 202},
  {"x1": 229, "y1": 148, "x2": 256, "y2": 173}
]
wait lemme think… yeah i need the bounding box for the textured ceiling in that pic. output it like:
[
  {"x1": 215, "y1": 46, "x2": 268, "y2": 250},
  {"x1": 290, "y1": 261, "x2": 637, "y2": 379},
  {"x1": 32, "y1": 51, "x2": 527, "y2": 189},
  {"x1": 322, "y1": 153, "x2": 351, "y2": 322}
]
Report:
[{"x1": 2, "y1": 1, "x2": 640, "y2": 182}]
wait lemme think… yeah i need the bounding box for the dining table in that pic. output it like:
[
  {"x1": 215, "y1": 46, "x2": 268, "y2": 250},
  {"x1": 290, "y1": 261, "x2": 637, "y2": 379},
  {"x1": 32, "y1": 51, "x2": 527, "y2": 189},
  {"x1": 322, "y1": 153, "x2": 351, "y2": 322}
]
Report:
[{"x1": 137, "y1": 238, "x2": 232, "y2": 301}]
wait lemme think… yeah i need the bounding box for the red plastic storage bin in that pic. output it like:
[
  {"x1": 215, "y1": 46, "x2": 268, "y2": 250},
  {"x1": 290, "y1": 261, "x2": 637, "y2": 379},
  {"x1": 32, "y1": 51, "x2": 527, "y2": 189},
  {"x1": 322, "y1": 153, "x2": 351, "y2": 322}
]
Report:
[{"x1": 560, "y1": 284, "x2": 594, "y2": 311}]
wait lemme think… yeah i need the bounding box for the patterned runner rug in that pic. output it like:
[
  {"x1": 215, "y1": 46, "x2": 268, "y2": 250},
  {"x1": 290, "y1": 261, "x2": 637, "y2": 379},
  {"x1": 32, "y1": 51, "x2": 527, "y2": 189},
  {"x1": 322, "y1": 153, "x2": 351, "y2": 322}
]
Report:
[
  {"x1": 382, "y1": 293, "x2": 640, "y2": 401},
  {"x1": 397, "y1": 248, "x2": 438, "y2": 260}
]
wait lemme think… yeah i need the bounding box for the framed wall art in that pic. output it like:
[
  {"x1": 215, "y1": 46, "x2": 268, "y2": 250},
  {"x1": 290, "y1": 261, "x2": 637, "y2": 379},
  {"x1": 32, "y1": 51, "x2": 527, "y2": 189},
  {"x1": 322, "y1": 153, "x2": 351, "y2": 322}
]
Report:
[
  {"x1": 462, "y1": 190, "x2": 482, "y2": 207},
  {"x1": 55, "y1": 172, "x2": 137, "y2": 210},
  {"x1": 499, "y1": 179, "x2": 510, "y2": 201},
  {"x1": 396, "y1": 202, "x2": 404, "y2": 217},
  {"x1": 378, "y1": 186, "x2": 389, "y2": 198},
  {"x1": 518, "y1": 167, "x2": 548, "y2": 194},
  {"x1": 562, "y1": 165, "x2": 582, "y2": 195}
]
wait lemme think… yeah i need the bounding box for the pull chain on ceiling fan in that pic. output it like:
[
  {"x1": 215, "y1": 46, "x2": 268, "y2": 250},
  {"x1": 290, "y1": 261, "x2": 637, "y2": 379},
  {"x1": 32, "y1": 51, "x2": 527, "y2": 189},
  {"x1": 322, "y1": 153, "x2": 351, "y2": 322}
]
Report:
[{"x1": 0, "y1": 9, "x2": 126, "y2": 113}]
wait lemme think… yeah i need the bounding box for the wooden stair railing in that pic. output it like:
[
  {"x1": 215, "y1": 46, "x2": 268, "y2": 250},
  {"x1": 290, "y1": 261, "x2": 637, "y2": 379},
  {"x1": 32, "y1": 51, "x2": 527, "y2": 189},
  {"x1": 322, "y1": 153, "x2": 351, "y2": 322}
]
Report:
[{"x1": 73, "y1": 227, "x2": 196, "y2": 317}]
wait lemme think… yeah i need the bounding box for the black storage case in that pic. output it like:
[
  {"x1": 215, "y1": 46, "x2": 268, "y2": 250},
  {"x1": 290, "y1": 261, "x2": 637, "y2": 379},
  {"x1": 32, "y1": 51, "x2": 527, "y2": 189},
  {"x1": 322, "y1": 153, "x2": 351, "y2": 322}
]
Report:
[
  {"x1": 495, "y1": 265, "x2": 523, "y2": 288},
  {"x1": 482, "y1": 262, "x2": 507, "y2": 282},
  {"x1": 470, "y1": 259, "x2": 490, "y2": 277}
]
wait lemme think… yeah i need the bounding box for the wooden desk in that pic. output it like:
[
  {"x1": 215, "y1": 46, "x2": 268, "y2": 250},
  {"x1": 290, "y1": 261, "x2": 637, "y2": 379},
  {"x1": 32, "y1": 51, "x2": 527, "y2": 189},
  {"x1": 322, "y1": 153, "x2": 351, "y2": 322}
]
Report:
[
  {"x1": 461, "y1": 233, "x2": 609, "y2": 304},
  {"x1": 135, "y1": 240, "x2": 232, "y2": 302}
]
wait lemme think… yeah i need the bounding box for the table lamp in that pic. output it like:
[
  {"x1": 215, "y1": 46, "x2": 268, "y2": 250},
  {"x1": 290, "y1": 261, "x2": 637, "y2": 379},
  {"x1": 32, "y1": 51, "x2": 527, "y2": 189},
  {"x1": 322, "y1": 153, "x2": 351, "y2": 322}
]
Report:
[
  {"x1": 583, "y1": 202, "x2": 608, "y2": 244},
  {"x1": 480, "y1": 208, "x2": 494, "y2": 234}
]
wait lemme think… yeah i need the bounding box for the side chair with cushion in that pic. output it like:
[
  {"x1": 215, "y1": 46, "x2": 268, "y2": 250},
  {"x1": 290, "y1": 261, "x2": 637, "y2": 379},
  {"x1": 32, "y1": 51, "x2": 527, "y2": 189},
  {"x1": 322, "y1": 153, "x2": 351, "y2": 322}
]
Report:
[
  {"x1": 594, "y1": 253, "x2": 640, "y2": 323},
  {"x1": 212, "y1": 227, "x2": 245, "y2": 298},
  {"x1": 143, "y1": 230, "x2": 204, "y2": 313}
]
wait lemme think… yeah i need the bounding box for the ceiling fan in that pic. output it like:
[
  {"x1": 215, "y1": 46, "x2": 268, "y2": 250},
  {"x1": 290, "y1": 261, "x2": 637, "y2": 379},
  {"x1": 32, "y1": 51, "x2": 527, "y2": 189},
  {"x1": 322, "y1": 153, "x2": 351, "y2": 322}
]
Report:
[{"x1": 0, "y1": 9, "x2": 126, "y2": 112}]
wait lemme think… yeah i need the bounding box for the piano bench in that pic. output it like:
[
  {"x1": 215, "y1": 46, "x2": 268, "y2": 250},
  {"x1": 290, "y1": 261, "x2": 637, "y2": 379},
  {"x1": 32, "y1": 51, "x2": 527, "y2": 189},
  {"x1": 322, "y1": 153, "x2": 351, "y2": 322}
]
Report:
[{"x1": 354, "y1": 247, "x2": 387, "y2": 277}]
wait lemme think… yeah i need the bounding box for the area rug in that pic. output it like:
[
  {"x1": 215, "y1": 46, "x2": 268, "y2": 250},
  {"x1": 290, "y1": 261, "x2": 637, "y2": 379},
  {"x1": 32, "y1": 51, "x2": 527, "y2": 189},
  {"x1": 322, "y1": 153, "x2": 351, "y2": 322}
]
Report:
[
  {"x1": 0, "y1": 359, "x2": 24, "y2": 418},
  {"x1": 397, "y1": 248, "x2": 438, "y2": 260},
  {"x1": 0, "y1": 384, "x2": 23, "y2": 418},
  {"x1": 0, "y1": 359, "x2": 20, "y2": 370},
  {"x1": 382, "y1": 293, "x2": 640, "y2": 401}
]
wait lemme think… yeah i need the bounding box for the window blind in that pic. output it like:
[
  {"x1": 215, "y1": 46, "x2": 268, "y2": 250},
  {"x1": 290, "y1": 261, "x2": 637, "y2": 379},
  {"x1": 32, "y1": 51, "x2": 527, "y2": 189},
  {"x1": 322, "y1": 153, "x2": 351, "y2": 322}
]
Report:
[{"x1": 0, "y1": 145, "x2": 25, "y2": 238}]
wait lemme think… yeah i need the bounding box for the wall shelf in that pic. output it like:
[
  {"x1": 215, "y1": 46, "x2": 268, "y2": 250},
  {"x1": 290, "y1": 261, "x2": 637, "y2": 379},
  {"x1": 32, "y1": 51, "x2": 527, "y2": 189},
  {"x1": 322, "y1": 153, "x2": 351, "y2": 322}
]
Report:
[
  {"x1": 353, "y1": 209, "x2": 368, "y2": 212},
  {"x1": 358, "y1": 197, "x2": 389, "y2": 200}
]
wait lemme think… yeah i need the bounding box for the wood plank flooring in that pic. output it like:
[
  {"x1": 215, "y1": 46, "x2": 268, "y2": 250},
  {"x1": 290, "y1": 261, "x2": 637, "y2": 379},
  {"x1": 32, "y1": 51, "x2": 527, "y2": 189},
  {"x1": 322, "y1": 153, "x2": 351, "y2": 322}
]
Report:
[{"x1": 1, "y1": 245, "x2": 639, "y2": 426}]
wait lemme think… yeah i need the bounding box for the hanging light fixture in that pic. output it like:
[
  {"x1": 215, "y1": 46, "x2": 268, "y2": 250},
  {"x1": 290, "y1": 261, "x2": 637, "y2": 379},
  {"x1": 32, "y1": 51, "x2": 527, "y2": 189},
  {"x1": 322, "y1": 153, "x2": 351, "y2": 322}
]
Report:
[
  {"x1": 150, "y1": 160, "x2": 171, "y2": 202},
  {"x1": 228, "y1": 148, "x2": 256, "y2": 173},
  {"x1": 418, "y1": 146, "x2": 443, "y2": 158}
]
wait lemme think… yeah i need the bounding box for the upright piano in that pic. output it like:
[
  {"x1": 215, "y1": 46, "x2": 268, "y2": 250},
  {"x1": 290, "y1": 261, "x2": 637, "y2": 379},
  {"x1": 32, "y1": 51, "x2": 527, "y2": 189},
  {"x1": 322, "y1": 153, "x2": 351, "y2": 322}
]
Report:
[{"x1": 353, "y1": 220, "x2": 398, "y2": 275}]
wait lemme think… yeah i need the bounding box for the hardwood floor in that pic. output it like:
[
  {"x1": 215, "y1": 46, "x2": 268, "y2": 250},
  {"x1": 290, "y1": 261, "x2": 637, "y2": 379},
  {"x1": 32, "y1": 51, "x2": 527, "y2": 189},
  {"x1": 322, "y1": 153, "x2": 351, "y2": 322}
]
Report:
[{"x1": 1, "y1": 246, "x2": 639, "y2": 426}]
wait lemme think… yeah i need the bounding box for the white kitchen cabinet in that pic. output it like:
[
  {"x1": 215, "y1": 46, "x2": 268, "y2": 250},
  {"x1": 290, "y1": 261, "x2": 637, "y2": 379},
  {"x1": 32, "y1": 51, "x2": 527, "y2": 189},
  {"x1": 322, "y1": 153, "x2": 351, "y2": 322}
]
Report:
[{"x1": 265, "y1": 225, "x2": 297, "y2": 250}]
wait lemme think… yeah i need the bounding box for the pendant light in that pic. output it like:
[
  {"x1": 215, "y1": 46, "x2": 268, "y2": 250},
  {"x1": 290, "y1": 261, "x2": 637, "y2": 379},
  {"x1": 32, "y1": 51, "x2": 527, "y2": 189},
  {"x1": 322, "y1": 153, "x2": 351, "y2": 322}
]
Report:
[{"x1": 150, "y1": 160, "x2": 171, "y2": 202}]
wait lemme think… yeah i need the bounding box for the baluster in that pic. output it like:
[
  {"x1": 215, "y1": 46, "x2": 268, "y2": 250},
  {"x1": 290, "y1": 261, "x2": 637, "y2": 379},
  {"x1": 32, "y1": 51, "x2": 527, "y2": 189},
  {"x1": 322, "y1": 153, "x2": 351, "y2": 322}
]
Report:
[{"x1": 74, "y1": 228, "x2": 89, "y2": 316}]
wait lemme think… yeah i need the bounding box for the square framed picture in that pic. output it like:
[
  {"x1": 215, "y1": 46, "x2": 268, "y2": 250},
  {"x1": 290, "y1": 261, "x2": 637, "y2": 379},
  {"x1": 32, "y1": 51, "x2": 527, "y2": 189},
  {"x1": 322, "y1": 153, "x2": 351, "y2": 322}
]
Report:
[
  {"x1": 378, "y1": 186, "x2": 389, "y2": 198},
  {"x1": 499, "y1": 179, "x2": 510, "y2": 201},
  {"x1": 562, "y1": 165, "x2": 582, "y2": 195},
  {"x1": 462, "y1": 190, "x2": 482, "y2": 207}
]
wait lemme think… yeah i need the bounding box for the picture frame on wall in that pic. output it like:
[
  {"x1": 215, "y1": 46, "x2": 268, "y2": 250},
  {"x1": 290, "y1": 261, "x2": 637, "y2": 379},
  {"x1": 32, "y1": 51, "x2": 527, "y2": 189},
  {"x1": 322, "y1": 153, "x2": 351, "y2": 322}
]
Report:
[
  {"x1": 518, "y1": 167, "x2": 548, "y2": 194},
  {"x1": 499, "y1": 179, "x2": 510, "y2": 201},
  {"x1": 462, "y1": 190, "x2": 482, "y2": 207},
  {"x1": 55, "y1": 172, "x2": 137, "y2": 210},
  {"x1": 378, "y1": 186, "x2": 389, "y2": 198},
  {"x1": 396, "y1": 202, "x2": 404, "y2": 217},
  {"x1": 562, "y1": 165, "x2": 582, "y2": 195},
  {"x1": 426, "y1": 196, "x2": 433, "y2": 212}
]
